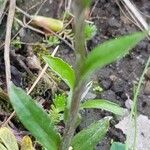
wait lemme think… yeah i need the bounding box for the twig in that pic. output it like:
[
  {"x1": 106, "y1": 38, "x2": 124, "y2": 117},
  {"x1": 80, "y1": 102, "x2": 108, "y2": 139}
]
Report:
[
  {"x1": 4, "y1": 0, "x2": 16, "y2": 91},
  {"x1": 115, "y1": 0, "x2": 142, "y2": 30},
  {"x1": 0, "y1": 0, "x2": 8, "y2": 24},
  {"x1": 27, "y1": 46, "x2": 59, "y2": 94},
  {"x1": 89, "y1": 0, "x2": 99, "y2": 17},
  {"x1": 120, "y1": 0, "x2": 150, "y2": 35},
  {"x1": 0, "y1": 0, "x2": 48, "y2": 50},
  {"x1": 15, "y1": 6, "x2": 75, "y2": 50},
  {"x1": 2, "y1": 46, "x2": 59, "y2": 127}
]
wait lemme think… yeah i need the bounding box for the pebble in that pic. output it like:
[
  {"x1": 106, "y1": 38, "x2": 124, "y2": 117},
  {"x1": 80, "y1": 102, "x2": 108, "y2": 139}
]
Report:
[
  {"x1": 144, "y1": 81, "x2": 150, "y2": 95},
  {"x1": 145, "y1": 67, "x2": 150, "y2": 80},
  {"x1": 100, "y1": 78, "x2": 112, "y2": 90},
  {"x1": 101, "y1": 90, "x2": 116, "y2": 100},
  {"x1": 111, "y1": 79, "x2": 126, "y2": 94},
  {"x1": 108, "y1": 17, "x2": 121, "y2": 28}
]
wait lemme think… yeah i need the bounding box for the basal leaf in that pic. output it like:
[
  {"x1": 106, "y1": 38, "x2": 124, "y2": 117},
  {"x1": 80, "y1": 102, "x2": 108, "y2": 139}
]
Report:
[
  {"x1": 80, "y1": 99, "x2": 126, "y2": 116},
  {"x1": 43, "y1": 55, "x2": 75, "y2": 89},
  {"x1": 71, "y1": 117, "x2": 110, "y2": 150},
  {"x1": 110, "y1": 142, "x2": 125, "y2": 150},
  {"x1": 0, "y1": 127, "x2": 19, "y2": 150},
  {"x1": 80, "y1": 32, "x2": 145, "y2": 80},
  {"x1": 9, "y1": 83, "x2": 61, "y2": 150}
]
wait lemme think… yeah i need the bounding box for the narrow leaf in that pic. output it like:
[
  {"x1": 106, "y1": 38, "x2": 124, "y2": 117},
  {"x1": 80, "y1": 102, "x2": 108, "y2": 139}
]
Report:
[
  {"x1": 0, "y1": 127, "x2": 19, "y2": 150},
  {"x1": 110, "y1": 142, "x2": 125, "y2": 150},
  {"x1": 9, "y1": 83, "x2": 61, "y2": 150},
  {"x1": 80, "y1": 99, "x2": 126, "y2": 116},
  {"x1": 43, "y1": 55, "x2": 75, "y2": 89},
  {"x1": 80, "y1": 32, "x2": 146, "y2": 80},
  {"x1": 71, "y1": 117, "x2": 110, "y2": 150}
]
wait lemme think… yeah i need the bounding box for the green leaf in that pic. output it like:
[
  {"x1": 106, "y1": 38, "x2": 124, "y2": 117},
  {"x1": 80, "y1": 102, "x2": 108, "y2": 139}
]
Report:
[
  {"x1": 53, "y1": 94, "x2": 66, "y2": 112},
  {"x1": 84, "y1": 23, "x2": 97, "y2": 40},
  {"x1": 8, "y1": 83, "x2": 61, "y2": 150},
  {"x1": 71, "y1": 117, "x2": 110, "y2": 150},
  {"x1": 80, "y1": 32, "x2": 146, "y2": 80},
  {"x1": 0, "y1": 127, "x2": 19, "y2": 150},
  {"x1": 110, "y1": 142, "x2": 125, "y2": 150},
  {"x1": 43, "y1": 55, "x2": 75, "y2": 89},
  {"x1": 80, "y1": 99, "x2": 126, "y2": 116}
]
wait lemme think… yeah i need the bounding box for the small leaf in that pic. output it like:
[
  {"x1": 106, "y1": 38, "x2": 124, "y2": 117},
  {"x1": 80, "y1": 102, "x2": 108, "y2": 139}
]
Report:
[
  {"x1": 71, "y1": 117, "x2": 110, "y2": 150},
  {"x1": 0, "y1": 127, "x2": 19, "y2": 150},
  {"x1": 84, "y1": 23, "x2": 97, "y2": 40},
  {"x1": 21, "y1": 136, "x2": 34, "y2": 150},
  {"x1": 31, "y1": 16, "x2": 63, "y2": 32},
  {"x1": 43, "y1": 55, "x2": 75, "y2": 89},
  {"x1": 110, "y1": 142, "x2": 125, "y2": 150},
  {"x1": 53, "y1": 94, "x2": 66, "y2": 112},
  {"x1": 80, "y1": 32, "x2": 146, "y2": 81},
  {"x1": 9, "y1": 83, "x2": 61, "y2": 150},
  {"x1": 80, "y1": 99, "x2": 126, "y2": 116}
]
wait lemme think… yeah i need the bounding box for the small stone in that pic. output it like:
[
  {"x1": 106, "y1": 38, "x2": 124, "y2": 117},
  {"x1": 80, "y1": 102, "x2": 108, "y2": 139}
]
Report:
[
  {"x1": 144, "y1": 81, "x2": 150, "y2": 95},
  {"x1": 101, "y1": 90, "x2": 116, "y2": 101},
  {"x1": 145, "y1": 68, "x2": 150, "y2": 80},
  {"x1": 112, "y1": 79, "x2": 125, "y2": 94},
  {"x1": 108, "y1": 17, "x2": 121, "y2": 28},
  {"x1": 100, "y1": 78, "x2": 112, "y2": 90},
  {"x1": 125, "y1": 99, "x2": 133, "y2": 109},
  {"x1": 26, "y1": 55, "x2": 41, "y2": 70},
  {"x1": 110, "y1": 75, "x2": 117, "y2": 81}
]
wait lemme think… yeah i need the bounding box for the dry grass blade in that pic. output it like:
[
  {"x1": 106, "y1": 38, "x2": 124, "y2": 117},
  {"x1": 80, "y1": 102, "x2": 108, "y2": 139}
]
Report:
[
  {"x1": 117, "y1": 0, "x2": 150, "y2": 36},
  {"x1": 4, "y1": 0, "x2": 16, "y2": 91},
  {"x1": 0, "y1": 0, "x2": 8, "y2": 24}
]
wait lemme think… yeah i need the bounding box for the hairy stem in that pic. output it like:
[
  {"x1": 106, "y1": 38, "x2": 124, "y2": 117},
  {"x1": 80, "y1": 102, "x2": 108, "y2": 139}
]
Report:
[{"x1": 60, "y1": 1, "x2": 88, "y2": 149}]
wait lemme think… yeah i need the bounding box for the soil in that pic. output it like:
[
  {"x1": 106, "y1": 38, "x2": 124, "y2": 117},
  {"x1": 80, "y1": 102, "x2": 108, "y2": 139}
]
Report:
[{"x1": 0, "y1": 0, "x2": 150, "y2": 149}]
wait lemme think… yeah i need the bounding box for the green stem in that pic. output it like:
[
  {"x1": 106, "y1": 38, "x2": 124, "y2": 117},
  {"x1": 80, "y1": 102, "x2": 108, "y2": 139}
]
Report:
[
  {"x1": 126, "y1": 55, "x2": 150, "y2": 150},
  {"x1": 60, "y1": 1, "x2": 87, "y2": 150}
]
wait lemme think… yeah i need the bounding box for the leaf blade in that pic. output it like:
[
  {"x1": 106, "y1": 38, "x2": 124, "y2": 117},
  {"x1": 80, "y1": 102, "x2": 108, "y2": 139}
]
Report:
[
  {"x1": 80, "y1": 99, "x2": 126, "y2": 116},
  {"x1": 43, "y1": 55, "x2": 75, "y2": 89},
  {"x1": 71, "y1": 117, "x2": 110, "y2": 150},
  {"x1": 110, "y1": 142, "x2": 125, "y2": 150},
  {"x1": 81, "y1": 32, "x2": 145, "y2": 80},
  {"x1": 0, "y1": 127, "x2": 19, "y2": 150},
  {"x1": 9, "y1": 83, "x2": 61, "y2": 150}
]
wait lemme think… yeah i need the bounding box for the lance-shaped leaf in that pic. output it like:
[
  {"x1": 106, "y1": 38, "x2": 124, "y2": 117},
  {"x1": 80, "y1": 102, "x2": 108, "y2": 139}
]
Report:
[
  {"x1": 71, "y1": 117, "x2": 110, "y2": 150},
  {"x1": 80, "y1": 32, "x2": 146, "y2": 81},
  {"x1": 43, "y1": 55, "x2": 75, "y2": 89},
  {"x1": 9, "y1": 83, "x2": 61, "y2": 150},
  {"x1": 80, "y1": 99, "x2": 127, "y2": 116},
  {"x1": 110, "y1": 142, "x2": 126, "y2": 150},
  {"x1": 0, "y1": 127, "x2": 19, "y2": 150}
]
